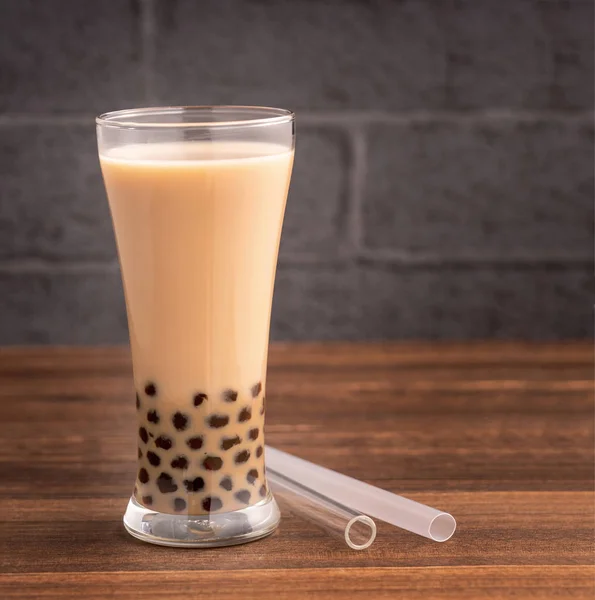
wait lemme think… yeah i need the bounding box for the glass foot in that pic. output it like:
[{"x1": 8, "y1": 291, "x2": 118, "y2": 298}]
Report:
[{"x1": 123, "y1": 494, "x2": 280, "y2": 548}]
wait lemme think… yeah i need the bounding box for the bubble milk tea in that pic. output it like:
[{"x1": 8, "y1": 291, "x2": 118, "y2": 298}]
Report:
[{"x1": 100, "y1": 140, "x2": 293, "y2": 516}]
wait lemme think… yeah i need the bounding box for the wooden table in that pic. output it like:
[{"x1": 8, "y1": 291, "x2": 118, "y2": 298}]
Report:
[{"x1": 0, "y1": 343, "x2": 592, "y2": 599}]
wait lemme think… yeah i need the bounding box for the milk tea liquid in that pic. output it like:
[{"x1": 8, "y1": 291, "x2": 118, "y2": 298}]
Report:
[{"x1": 100, "y1": 141, "x2": 293, "y2": 515}]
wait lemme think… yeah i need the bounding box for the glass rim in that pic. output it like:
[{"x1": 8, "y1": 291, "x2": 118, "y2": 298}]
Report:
[{"x1": 96, "y1": 106, "x2": 295, "y2": 130}]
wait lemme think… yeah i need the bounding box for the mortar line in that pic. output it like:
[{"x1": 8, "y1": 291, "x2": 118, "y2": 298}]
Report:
[
  {"x1": 0, "y1": 261, "x2": 120, "y2": 275},
  {"x1": 298, "y1": 109, "x2": 595, "y2": 125},
  {"x1": 0, "y1": 114, "x2": 94, "y2": 126},
  {"x1": 0, "y1": 256, "x2": 590, "y2": 274},
  {"x1": 1, "y1": 109, "x2": 592, "y2": 127},
  {"x1": 140, "y1": 0, "x2": 156, "y2": 104},
  {"x1": 357, "y1": 250, "x2": 594, "y2": 268},
  {"x1": 345, "y1": 126, "x2": 367, "y2": 254}
]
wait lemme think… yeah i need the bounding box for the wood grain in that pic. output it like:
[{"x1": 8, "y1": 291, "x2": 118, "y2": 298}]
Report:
[
  {"x1": 1, "y1": 567, "x2": 593, "y2": 600},
  {"x1": 0, "y1": 343, "x2": 593, "y2": 599}
]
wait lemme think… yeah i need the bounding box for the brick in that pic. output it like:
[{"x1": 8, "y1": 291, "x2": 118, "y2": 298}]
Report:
[
  {"x1": 363, "y1": 118, "x2": 594, "y2": 259},
  {"x1": 0, "y1": 124, "x2": 116, "y2": 260},
  {"x1": 0, "y1": 0, "x2": 144, "y2": 113},
  {"x1": 1, "y1": 264, "x2": 590, "y2": 343},
  {"x1": 270, "y1": 265, "x2": 360, "y2": 340},
  {"x1": 0, "y1": 271, "x2": 127, "y2": 344},
  {"x1": 279, "y1": 127, "x2": 348, "y2": 259},
  {"x1": 443, "y1": 0, "x2": 594, "y2": 109},
  {"x1": 153, "y1": 0, "x2": 447, "y2": 110},
  {"x1": 539, "y1": 0, "x2": 595, "y2": 109},
  {"x1": 359, "y1": 264, "x2": 594, "y2": 340}
]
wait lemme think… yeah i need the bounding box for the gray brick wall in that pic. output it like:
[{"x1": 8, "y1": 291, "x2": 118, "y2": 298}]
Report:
[{"x1": 0, "y1": 0, "x2": 592, "y2": 343}]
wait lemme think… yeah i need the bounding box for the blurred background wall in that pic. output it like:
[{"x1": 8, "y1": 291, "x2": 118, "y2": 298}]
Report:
[{"x1": 0, "y1": 0, "x2": 592, "y2": 343}]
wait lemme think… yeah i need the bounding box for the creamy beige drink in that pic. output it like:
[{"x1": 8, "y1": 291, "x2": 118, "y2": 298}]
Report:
[{"x1": 100, "y1": 141, "x2": 293, "y2": 516}]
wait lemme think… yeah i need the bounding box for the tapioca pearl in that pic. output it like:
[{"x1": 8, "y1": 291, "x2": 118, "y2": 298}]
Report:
[
  {"x1": 222, "y1": 389, "x2": 238, "y2": 403},
  {"x1": 147, "y1": 409, "x2": 160, "y2": 424},
  {"x1": 203, "y1": 456, "x2": 223, "y2": 471},
  {"x1": 234, "y1": 449, "x2": 250, "y2": 464},
  {"x1": 138, "y1": 468, "x2": 150, "y2": 484},
  {"x1": 142, "y1": 495, "x2": 153, "y2": 506},
  {"x1": 256, "y1": 445, "x2": 263, "y2": 458},
  {"x1": 246, "y1": 469, "x2": 259, "y2": 484},
  {"x1": 259, "y1": 484, "x2": 267, "y2": 498},
  {"x1": 238, "y1": 407, "x2": 252, "y2": 423},
  {"x1": 193, "y1": 392, "x2": 207, "y2": 407},
  {"x1": 251, "y1": 382, "x2": 262, "y2": 398},
  {"x1": 202, "y1": 496, "x2": 223, "y2": 512},
  {"x1": 172, "y1": 412, "x2": 190, "y2": 431},
  {"x1": 136, "y1": 393, "x2": 140, "y2": 410},
  {"x1": 235, "y1": 490, "x2": 251, "y2": 505},
  {"x1": 148, "y1": 432, "x2": 154, "y2": 438},
  {"x1": 147, "y1": 451, "x2": 161, "y2": 467},
  {"x1": 220, "y1": 435, "x2": 241, "y2": 451},
  {"x1": 183, "y1": 476, "x2": 205, "y2": 492},
  {"x1": 144, "y1": 382, "x2": 157, "y2": 397},
  {"x1": 207, "y1": 414, "x2": 229, "y2": 428},
  {"x1": 138, "y1": 447, "x2": 143, "y2": 459},
  {"x1": 133, "y1": 485, "x2": 138, "y2": 496},
  {"x1": 156, "y1": 472, "x2": 178, "y2": 494},
  {"x1": 248, "y1": 428, "x2": 259, "y2": 441},
  {"x1": 139, "y1": 427, "x2": 149, "y2": 444},
  {"x1": 170, "y1": 455, "x2": 189, "y2": 470},
  {"x1": 174, "y1": 498, "x2": 187, "y2": 512},
  {"x1": 260, "y1": 396, "x2": 266, "y2": 415},
  {"x1": 186, "y1": 436, "x2": 203, "y2": 450},
  {"x1": 155, "y1": 435, "x2": 173, "y2": 450},
  {"x1": 219, "y1": 476, "x2": 233, "y2": 491}
]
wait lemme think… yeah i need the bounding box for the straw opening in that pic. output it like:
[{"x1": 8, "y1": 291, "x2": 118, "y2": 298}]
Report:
[
  {"x1": 428, "y1": 513, "x2": 457, "y2": 542},
  {"x1": 344, "y1": 516, "x2": 377, "y2": 550}
]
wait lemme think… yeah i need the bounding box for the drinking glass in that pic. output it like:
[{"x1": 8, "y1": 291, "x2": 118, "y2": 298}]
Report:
[{"x1": 96, "y1": 106, "x2": 294, "y2": 547}]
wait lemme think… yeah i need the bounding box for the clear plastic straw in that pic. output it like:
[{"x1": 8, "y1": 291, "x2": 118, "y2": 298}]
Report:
[
  {"x1": 266, "y1": 446, "x2": 456, "y2": 542},
  {"x1": 267, "y1": 466, "x2": 377, "y2": 550}
]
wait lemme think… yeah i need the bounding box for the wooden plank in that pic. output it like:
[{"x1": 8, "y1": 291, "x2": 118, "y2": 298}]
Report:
[
  {"x1": 0, "y1": 567, "x2": 593, "y2": 600},
  {"x1": 0, "y1": 493, "x2": 592, "y2": 574}
]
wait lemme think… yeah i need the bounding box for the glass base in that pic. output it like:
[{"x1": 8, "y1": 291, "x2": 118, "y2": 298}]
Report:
[{"x1": 123, "y1": 494, "x2": 280, "y2": 548}]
